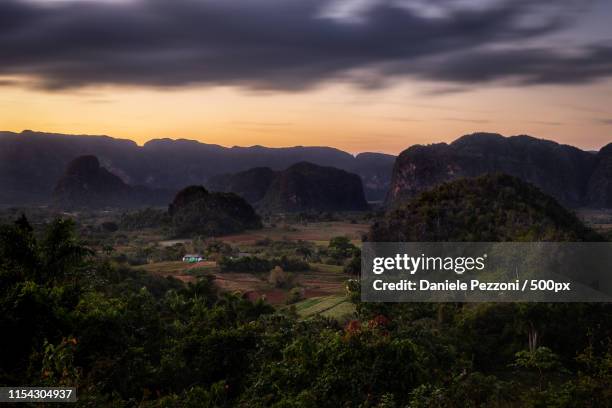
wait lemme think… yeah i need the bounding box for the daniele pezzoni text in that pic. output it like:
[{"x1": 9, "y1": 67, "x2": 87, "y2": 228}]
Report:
[
  {"x1": 361, "y1": 243, "x2": 612, "y2": 302},
  {"x1": 368, "y1": 253, "x2": 572, "y2": 294}
]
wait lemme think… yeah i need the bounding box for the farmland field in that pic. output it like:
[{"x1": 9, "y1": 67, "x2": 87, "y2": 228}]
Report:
[
  {"x1": 293, "y1": 295, "x2": 356, "y2": 321},
  {"x1": 131, "y1": 221, "x2": 363, "y2": 310},
  {"x1": 221, "y1": 221, "x2": 369, "y2": 246}
]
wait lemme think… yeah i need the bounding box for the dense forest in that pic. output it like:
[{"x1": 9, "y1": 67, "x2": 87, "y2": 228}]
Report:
[
  {"x1": 1, "y1": 212, "x2": 610, "y2": 407},
  {"x1": 371, "y1": 174, "x2": 603, "y2": 242},
  {"x1": 2, "y1": 176, "x2": 612, "y2": 406}
]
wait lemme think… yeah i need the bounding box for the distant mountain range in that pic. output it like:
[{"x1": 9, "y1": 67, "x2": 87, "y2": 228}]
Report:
[
  {"x1": 53, "y1": 156, "x2": 368, "y2": 213},
  {"x1": 3, "y1": 130, "x2": 612, "y2": 210},
  {"x1": 388, "y1": 133, "x2": 612, "y2": 208},
  {"x1": 208, "y1": 162, "x2": 369, "y2": 213},
  {"x1": 0, "y1": 130, "x2": 394, "y2": 206}
]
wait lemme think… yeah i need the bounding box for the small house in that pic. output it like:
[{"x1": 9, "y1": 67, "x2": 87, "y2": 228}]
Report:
[{"x1": 182, "y1": 254, "x2": 204, "y2": 263}]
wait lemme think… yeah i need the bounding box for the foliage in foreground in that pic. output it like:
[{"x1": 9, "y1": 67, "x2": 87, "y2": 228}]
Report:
[{"x1": 0, "y1": 216, "x2": 611, "y2": 407}]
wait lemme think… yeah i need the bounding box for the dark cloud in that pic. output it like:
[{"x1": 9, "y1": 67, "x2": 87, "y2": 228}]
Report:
[
  {"x1": 396, "y1": 45, "x2": 612, "y2": 85},
  {"x1": 0, "y1": 0, "x2": 610, "y2": 90}
]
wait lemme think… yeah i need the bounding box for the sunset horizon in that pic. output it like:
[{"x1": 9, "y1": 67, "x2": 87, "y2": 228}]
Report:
[
  {"x1": 3, "y1": 127, "x2": 610, "y2": 156},
  {"x1": 2, "y1": 0, "x2": 611, "y2": 154}
]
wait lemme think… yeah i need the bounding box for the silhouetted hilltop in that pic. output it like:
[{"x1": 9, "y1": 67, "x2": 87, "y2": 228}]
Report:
[
  {"x1": 206, "y1": 167, "x2": 277, "y2": 204},
  {"x1": 169, "y1": 185, "x2": 261, "y2": 236},
  {"x1": 52, "y1": 155, "x2": 172, "y2": 209},
  {"x1": 387, "y1": 133, "x2": 605, "y2": 208},
  {"x1": 258, "y1": 162, "x2": 369, "y2": 213},
  {"x1": 53, "y1": 155, "x2": 130, "y2": 208},
  {"x1": 371, "y1": 174, "x2": 602, "y2": 242},
  {"x1": 0, "y1": 130, "x2": 394, "y2": 205}
]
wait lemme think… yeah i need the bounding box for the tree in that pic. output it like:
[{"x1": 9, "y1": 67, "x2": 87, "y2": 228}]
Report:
[
  {"x1": 328, "y1": 236, "x2": 357, "y2": 261},
  {"x1": 295, "y1": 244, "x2": 313, "y2": 260},
  {"x1": 513, "y1": 347, "x2": 567, "y2": 391},
  {"x1": 40, "y1": 219, "x2": 92, "y2": 283},
  {"x1": 268, "y1": 266, "x2": 290, "y2": 288},
  {"x1": 343, "y1": 250, "x2": 361, "y2": 275}
]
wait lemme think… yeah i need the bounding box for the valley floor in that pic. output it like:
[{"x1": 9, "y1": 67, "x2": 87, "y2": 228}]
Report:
[{"x1": 132, "y1": 221, "x2": 367, "y2": 319}]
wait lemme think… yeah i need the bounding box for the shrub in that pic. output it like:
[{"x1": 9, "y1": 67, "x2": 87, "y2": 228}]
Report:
[
  {"x1": 268, "y1": 266, "x2": 290, "y2": 288},
  {"x1": 286, "y1": 287, "x2": 304, "y2": 304}
]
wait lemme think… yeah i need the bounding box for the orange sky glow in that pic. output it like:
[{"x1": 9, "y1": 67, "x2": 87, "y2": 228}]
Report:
[
  {"x1": 2, "y1": 77, "x2": 611, "y2": 155},
  {"x1": 2, "y1": 0, "x2": 612, "y2": 154}
]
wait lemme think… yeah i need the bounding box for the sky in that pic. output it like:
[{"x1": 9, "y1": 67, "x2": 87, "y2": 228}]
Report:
[{"x1": 1, "y1": 0, "x2": 612, "y2": 154}]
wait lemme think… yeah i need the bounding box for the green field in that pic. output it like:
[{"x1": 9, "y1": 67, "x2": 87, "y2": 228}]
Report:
[
  {"x1": 135, "y1": 260, "x2": 218, "y2": 276},
  {"x1": 294, "y1": 295, "x2": 356, "y2": 321},
  {"x1": 134, "y1": 261, "x2": 188, "y2": 274}
]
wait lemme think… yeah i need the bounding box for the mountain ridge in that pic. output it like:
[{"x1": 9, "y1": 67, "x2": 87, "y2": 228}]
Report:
[
  {"x1": 388, "y1": 132, "x2": 608, "y2": 208},
  {"x1": 52, "y1": 155, "x2": 173, "y2": 209},
  {"x1": 258, "y1": 162, "x2": 370, "y2": 213},
  {"x1": 0, "y1": 130, "x2": 394, "y2": 205},
  {"x1": 208, "y1": 162, "x2": 370, "y2": 213}
]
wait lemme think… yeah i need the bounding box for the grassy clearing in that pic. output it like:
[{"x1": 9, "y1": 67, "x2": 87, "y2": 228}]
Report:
[
  {"x1": 135, "y1": 261, "x2": 217, "y2": 277},
  {"x1": 186, "y1": 263, "x2": 220, "y2": 277},
  {"x1": 294, "y1": 295, "x2": 356, "y2": 321},
  {"x1": 293, "y1": 297, "x2": 322, "y2": 311},
  {"x1": 135, "y1": 261, "x2": 187, "y2": 275},
  {"x1": 319, "y1": 300, "x2": 356, "y2": 320}
]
